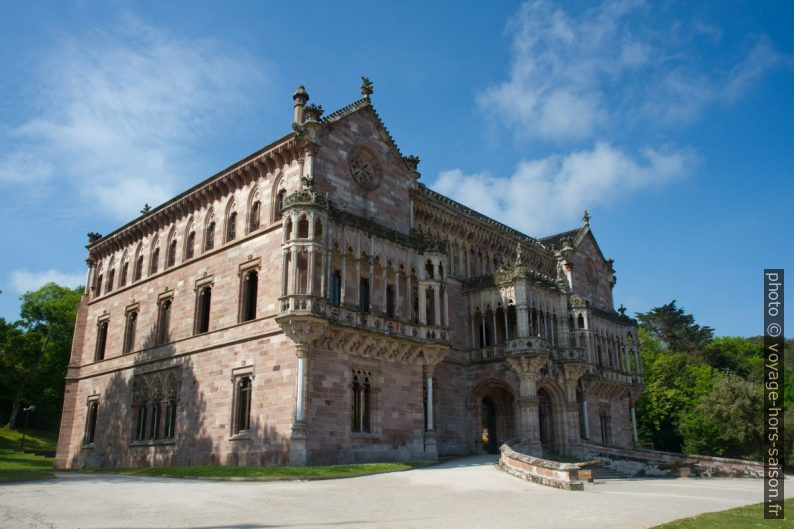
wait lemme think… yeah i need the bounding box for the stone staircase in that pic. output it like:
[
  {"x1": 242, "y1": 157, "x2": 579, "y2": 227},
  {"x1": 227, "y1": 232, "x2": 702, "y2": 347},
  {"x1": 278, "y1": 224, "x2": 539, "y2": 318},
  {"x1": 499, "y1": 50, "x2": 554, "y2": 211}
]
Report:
[{"x1": 547, "y1": 455, "x2": 632, "y2": 480}]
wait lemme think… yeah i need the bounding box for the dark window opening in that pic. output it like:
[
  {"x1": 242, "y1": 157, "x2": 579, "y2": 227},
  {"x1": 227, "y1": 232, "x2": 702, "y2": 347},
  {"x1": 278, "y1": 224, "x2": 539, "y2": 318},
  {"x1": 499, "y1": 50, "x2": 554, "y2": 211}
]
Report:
[
  {"x1": 386, "y1": 285, "x2": 395, "y2": 318},
  {"x1": 150, "y1": 248, "x2": 159, "y2": 275},
  {"x1": 85, "y1": 401, "x2": 98, "y2": 445},
  {"x1": 205, "y1": 222, "x2": 215, "y2": 251},
  {"x1": 249, "y1": 201, "x2": 261, "y2": 231},
  {"x1": 95, "y1": 274, "x2": 103, "y2": 297},
  {"x1": 195, "y1": 286, "x2": 211, "y2": 334},
  {"x1": 186, "y1": 231, "x2": 195, "y2": 259},
  {"x1": 297, "y1": 216, "x2": 309, "y2": 238},
  {"x1": 241, "y1": 271, "x2": 258, "y2": 322},
  {"x1": 351, "y1": 375, "x2": 361, "y2": 432},
  {"x1": 227, "y1": 212, "x2": 237, "y2": 242},
  {"x1": 235, "y1": 377, "x2": 252, "y2": 433},
  {"x1": 359, "y1": 277, "x2": 370, "y2": 313},
  {"x1": 275, "y1": 190, "x2": 286, "y2": 220},
  {"x1": 106, "y1": 269, "x2": 115, "y2": 293},
  {"x1": 149, "y1": 402, "x2": 161, "y2": 440},
  {"x1": 134, "y1": 256, "x2": 144, "y2": 281},
  {"x1": 120, "y1": 262, "x2": 128, "y2": 287},
  {"x1": 330, "y1": 270, "x2": 341, "y2": 306},
  {"x1": 167, "y1": 240, "x2": 177, "y2": 267},
  {"x1": 156, "y1": 299, "x2": 171, "y2": 346},
  {"x1": 164, "y1": 400, "x2": 177, "y2": 439},
  {"x1": 95, "y1": 320, "x2": 108, "y2": 361},
  {"x1": 135, "y1": 406, "x2": 147, "y2": 441},
  {"x1": 123, "y1": 311, "x2": 137, "y2": 354}
]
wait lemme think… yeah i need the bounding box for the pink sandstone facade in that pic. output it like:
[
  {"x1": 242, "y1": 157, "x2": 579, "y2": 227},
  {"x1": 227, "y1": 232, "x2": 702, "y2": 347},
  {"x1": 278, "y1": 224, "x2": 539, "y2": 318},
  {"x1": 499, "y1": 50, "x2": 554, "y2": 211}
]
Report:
[{"x1": 55, "y1": 81, "x2": 643, "y2": 469}]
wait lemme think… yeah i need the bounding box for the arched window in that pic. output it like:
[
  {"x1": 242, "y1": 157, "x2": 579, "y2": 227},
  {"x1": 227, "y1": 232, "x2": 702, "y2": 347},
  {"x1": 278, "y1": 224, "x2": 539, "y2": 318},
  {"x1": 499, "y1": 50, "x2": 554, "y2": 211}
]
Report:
[
  {"x1": 106, "y1": 263, "x2": 115, "y2": 293},
  {"x1": 195, "y1": 285, "x2": 212, "y2": 334},
  {"x1": 577, "y1": 314, "x2": 585, "y2": 329},
  {"x1": 297, "y1": 215, "x2": 309, "y2": 238},
  {"x1": 123, "y1": 310, "x2": 137, "y2": 354},
  {"x1": 185, "y1": 229, "x2": 195, "y2": 259},
  {"x1": 249, "y1": 200, "x2": 261, "y2": 231},
  {"x1": 150, "y1": 242, "x2": 160, "y2": 275},
  {"x1": 120, "y1": 253, "x2": 129, "y2": 288},
  {"x1": 84, "y1": 400, "x2": 98, "y2": 446},
  {"x1": 284, "y1": 216, "x2": 293, "y2": 240},
  {"x1": 156, "y1": 298, "x2": 172, "y2": 346},
  {"x1": 330, "y1": 270, "x2": 341, "y2": 306},
  {"x1": 95, "y1": 272, "x2": 103, "y2": 298},
  {"x1": 134, "y1": 254, "x2": 144, "y2": 281},
  {"x1": 315, "y1": 219, "x2": 323, "y2": 239},
  {"x1": 204, "y1": 220, "x2": 215, "y2": 251},
  {"x1": 275, "y1": 189, "x2": 286, "y2": 220},
  {"x1": 234, "y1": 376, "x2": 252, "y2": 433},
  {"x1": 167, "y1": 238, "x2": 177, "y2": 268},
  {"x1": 351, "y1": 375, "x2": 361, "y2": 432},
  {"x1": 240, "y1": 270, "x2": 258, "y2": 322},
  {"x1": 95, "y1": 319, "x2": 108, "y2": 361},
  {"x1": 226, "y1": 211, "x2": 237, "y2": 242}
]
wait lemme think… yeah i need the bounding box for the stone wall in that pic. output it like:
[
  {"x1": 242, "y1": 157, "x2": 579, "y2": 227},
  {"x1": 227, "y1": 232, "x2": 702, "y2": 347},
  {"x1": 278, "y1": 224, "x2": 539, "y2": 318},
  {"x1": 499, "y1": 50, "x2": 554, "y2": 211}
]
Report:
[{"x1": 499, "y1": 442, "x2": 591, "y2": 491}]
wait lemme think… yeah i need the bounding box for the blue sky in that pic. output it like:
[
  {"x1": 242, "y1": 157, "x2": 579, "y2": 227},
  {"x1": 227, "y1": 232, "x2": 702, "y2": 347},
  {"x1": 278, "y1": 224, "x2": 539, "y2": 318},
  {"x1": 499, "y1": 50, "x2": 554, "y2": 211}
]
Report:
[{"x1": 0, "y1": 0, "x2": 791, "y2": 337}]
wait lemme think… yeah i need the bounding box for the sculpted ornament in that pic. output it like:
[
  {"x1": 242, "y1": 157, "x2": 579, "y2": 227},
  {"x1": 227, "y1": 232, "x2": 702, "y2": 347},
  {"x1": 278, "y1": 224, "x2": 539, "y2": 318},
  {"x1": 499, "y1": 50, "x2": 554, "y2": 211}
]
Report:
[{"x1": 349, "y1": 146, "x2": 382, "y2": 191}]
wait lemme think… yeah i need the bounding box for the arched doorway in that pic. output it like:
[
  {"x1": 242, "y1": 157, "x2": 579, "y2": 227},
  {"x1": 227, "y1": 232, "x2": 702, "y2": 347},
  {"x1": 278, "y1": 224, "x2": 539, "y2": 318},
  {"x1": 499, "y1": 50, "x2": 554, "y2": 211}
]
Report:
[
  {"x1": 471, "y1": 380, "x2": 516, "y2": 454},
  {"x1": 481, "y1": 397, "x2": 497, "y2": 454},
  {"x1": 538, "y1": 388, "x2": 554, "y2": 453}
]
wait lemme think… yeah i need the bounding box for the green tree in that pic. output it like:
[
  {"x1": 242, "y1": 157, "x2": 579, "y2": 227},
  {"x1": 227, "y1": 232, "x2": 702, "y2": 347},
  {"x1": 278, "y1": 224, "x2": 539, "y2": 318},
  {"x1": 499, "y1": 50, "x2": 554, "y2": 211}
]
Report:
[
  {"x1": 680, "y1": 373, "x2": 764, "y2": 460},
  {"x1": 0, "y1": 283, "x2": 83, "y2": 428},
  {"x1": 636, "y1": 300, "x2": 714, "y2": 354},
  {"x1": 702, "y1": 337, "x2": 764, "y2": 380}
]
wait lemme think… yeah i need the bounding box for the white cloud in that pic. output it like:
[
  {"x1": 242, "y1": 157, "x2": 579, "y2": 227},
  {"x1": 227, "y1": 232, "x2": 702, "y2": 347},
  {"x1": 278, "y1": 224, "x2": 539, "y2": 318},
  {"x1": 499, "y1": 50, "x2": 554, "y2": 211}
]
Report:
[
  {"x1": 1, "y1": 15, "x2": 270, "y2": 219},
  {"x1": 10, "y1": 269, "x2": 85, "y2": 293},
  {"x1": 479, "y1": 0, "x2": 783, "y2": 142},
  {"x1": 432, "y1": 142, "x2": 695, "y2": 235}
]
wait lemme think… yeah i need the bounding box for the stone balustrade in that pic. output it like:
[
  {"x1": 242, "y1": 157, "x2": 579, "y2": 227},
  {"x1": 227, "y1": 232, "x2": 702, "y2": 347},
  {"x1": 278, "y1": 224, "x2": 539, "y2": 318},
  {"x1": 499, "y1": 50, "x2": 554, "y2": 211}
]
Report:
[
  {"x1": 279, "y1": 294, "x2": 449, "y2": 343},
  {"x1": 499, "y1": 440, "x2": 599, "y2": 490},
  {"x1": 582, "y1": 441, "x2": 764, "y2": 478}
]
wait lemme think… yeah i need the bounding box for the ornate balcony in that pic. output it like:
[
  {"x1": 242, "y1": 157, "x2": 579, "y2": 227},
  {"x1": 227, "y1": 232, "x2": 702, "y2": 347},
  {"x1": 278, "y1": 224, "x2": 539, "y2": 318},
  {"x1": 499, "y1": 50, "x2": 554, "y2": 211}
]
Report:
[
  {"x1": 279, "y1": 294, "x2": 449, "y2": 345},
  {"x1": 591, "y1": 366, "x2": 643, "y2": 386}
]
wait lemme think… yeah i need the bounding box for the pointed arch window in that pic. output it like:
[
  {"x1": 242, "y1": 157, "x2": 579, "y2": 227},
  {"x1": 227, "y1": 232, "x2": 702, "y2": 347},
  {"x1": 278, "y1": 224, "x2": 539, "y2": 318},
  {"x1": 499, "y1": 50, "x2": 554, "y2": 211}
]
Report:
[
  {"x1": 226, "y1": 211, "x2": 237, "y2": 242},
  {"x1": 156, "y1": 298, "x2": 172, "y2": 346},
  {"x1": 95, "y1": 319, "x2": 108, "y2": 361},
  {"x1": 150, "y1": 245, "x2": 160, "y2": 275},
  {"x1": 194, "y1": 285, "x2": 212, "y2": 334},
  {"x1": 84, "y1": 399, "x2": 98, "y2": 446},
  {"x1": 120, "y1": 258, "x2": 129, "y2": 287},
  {"x1": 249, "y1": 200, "x2": 261, "y2": 232},
  {"x1": 234, "y1": 376, "x2": 252, "y2": 433},
  {"x1": 185, "y1": 229, "x2": 195, "y2": 259},
  {"x1": 240, "y1": 270, "x2": 258, "y2": 322},
  {"x1": 204, "y1": 221, "x2": 215, "y2": 251},
  {"x1": 134, "y1": 255, "x2": 144, "y2": 281},
  {"x1": 275, "y1": 189, "x2": 286, "y2": 220},
  {"x1": 106, "y1": 266, "x2": 115, "y2": 293},
  {"x1": 123, "y1": 309, "x2": 137, "y2": 354},
  {"x1": 167, "y1": 238, "x2": 177, "y2": 268}
]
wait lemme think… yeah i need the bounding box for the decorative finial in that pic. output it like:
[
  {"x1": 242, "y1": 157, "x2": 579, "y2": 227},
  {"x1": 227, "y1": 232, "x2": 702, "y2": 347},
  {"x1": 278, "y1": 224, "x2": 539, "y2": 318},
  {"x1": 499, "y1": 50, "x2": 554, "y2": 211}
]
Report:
[
  {"x1": 582, "y1": 210, "x2": 590, "y2": 225},
  {"x1": 304, "y1": 103, "x2": 324, "y2": 121},
  {"x1": 360, "y1": 76, "x2": 373, "y2": 98},
  {"x1": 403, "y1": 155, "x2": 420, "y2": 171},
  {"x1": 618, "y1": 304, "x2": 627, "y2": 316},
  {"x1": 140, "y1": 203, "x2": 151, "y2": 214},
  {"x1": 87, "y1": 232, "x2": 103, "y2": 244}
]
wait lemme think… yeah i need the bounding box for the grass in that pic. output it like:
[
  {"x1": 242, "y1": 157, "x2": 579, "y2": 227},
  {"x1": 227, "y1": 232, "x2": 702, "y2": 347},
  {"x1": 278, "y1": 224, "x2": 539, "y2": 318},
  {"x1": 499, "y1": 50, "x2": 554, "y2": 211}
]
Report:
[
  {"x1": 79, "y1": 461, "x2": 434, "y2": 480},
  {"x1": 0, "y1": 427, "x2": 58, "y2": 483},
  {"x1": 650, "y1": 498, "x2": 794, "y2": 528}
]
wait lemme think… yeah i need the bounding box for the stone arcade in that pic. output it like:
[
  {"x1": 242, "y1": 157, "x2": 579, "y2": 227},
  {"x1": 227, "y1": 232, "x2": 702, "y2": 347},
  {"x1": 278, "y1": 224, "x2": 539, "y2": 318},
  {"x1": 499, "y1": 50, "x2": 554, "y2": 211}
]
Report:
[{"x1": 55, "y1": 80, "x2": 643, "y2": 469}]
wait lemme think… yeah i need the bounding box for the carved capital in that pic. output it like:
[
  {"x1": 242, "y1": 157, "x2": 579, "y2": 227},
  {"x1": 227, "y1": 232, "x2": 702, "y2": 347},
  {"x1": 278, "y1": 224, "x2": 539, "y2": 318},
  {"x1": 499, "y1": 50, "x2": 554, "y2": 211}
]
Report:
[{"x1": 276, "y1": 315, "x2": 328, "y2": 347}]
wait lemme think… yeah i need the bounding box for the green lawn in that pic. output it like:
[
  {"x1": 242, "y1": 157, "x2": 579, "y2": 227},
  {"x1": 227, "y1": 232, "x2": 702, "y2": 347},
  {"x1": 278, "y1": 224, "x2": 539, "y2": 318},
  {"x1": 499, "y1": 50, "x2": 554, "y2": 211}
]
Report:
[
  {"x1": 650, "y1": 498, "x2": 794, "y2": 528},
  {"x1": 0, "y1": 427, "x2": 58, "y2": 483},
  {"x1": 80, "y1": 461, "x2": 433, "y2": 480}
]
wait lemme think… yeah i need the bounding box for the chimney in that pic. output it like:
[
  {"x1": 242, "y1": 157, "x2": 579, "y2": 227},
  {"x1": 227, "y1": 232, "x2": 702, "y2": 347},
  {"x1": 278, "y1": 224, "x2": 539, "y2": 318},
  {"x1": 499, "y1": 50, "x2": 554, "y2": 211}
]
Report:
[{"x1": 293, "y1": 85, "x2": 309, "y2": 124}]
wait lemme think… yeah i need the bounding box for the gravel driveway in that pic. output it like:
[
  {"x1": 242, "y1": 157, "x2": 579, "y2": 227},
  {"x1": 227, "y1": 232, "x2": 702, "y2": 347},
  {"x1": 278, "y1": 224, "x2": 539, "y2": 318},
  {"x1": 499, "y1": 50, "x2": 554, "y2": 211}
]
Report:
[{"x1": 0, "y1": 455, "x2": 788, "y2": 529}]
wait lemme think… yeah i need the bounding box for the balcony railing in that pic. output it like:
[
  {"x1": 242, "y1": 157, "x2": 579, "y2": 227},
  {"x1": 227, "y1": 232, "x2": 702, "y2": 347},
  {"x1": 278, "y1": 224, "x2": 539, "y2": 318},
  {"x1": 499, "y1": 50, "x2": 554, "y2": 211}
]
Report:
[
  {"x1": 279, "y1": 294, "x2": 449, "y2": 343},
  {"x1": 592, "y1": 366, "x2": 643, "y2": 386}
]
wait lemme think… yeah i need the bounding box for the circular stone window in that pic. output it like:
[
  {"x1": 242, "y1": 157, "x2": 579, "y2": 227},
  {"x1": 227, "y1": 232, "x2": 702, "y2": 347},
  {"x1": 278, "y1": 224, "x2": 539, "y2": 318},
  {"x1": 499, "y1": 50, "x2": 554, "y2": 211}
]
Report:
[{"x1": 348, "y1": 146, "x2": 382, "y2": 191}]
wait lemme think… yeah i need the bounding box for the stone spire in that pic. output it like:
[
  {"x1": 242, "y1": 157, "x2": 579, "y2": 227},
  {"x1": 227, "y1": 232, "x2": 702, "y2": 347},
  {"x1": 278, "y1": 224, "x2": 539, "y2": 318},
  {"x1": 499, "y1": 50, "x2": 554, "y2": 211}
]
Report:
[
  {"x1": 293, "y1": 85, "x2": 309, "y2": 124},
  {"x1": 582, "y1": 210, "x2": 590, "y2": 226}
]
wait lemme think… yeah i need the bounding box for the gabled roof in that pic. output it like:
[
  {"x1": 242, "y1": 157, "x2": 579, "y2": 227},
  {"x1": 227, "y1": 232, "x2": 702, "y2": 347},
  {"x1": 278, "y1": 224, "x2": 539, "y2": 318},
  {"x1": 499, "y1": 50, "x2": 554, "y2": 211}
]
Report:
[
  {"x1": 542, "y1": 223, "x2": 610, "y2": 264},
  {"x1": 322, "y1": 96, "x2": 410, "y2": 169}
]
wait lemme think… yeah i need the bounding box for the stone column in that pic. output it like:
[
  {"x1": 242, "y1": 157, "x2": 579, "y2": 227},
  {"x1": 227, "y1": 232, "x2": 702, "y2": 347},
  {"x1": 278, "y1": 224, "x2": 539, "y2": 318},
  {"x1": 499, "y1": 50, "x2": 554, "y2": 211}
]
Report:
[
  {"x1": 381, "y1": 267, "x2": 388, "y2": 315},
  {"x1": 433, "y1": 285, "x2": 441, "y2": 327},
  {"x1": 630, "y1": 406, "x2": 639, "y2": 445},
  {"x1": 339, "y1": 254, "x2": 347, "y2": 306},
  {"x1": 418, "y1": 283, "x2": 427, "y2": 324},
  {"x1": 503, "y1": 309, "x2": 509, "y2": 342},
  {"x1": 491, "y1": 309, "x2": 498, "y2": 345},
  {"x1": 289, "y1": 344, "x2": 308, "y2": 465},
  {"x1": 423, "y1": 363, "x2": 438, "y2": 459},
  {"x1": 561, "y1": 364, "x2": 588, "y2": 455},
  {"x1": 307, "y1": 248, "x2": 315, "y2": 296},
  {"x1": 443, "y1": 286, "x2": 449, "y2": 327},
  {"x1": 406, "y1": 273, "x2": 413, "y2": 321},
  {"x1": 465, "y1": 246, "x2": 471, "y2": 278},
  {"x1": 290, "y1": 247, "x2": 298, "y2": 297},
  {"x1": 368, "y1": 260, "x2": 375, "y2": 312},
  {"x1": 516, "y1": 305, "x2": 529, "y2": 337},
  {"x1": 480, "y1": 314, "x2": 486, "y2": 346},
  {"x1": 281, "y1": 251, "x2": 289, "y2": 298},
  {"x1": 395, "y1": 270, "x2": 401, "y2": 317},
  {"x1": 581, "y1": 399, "x2": 590, "y2": 440},
  {"x1": 320, "y1": 250, "x2": 327, "y2": 298},
  {"x1": 505, "y1": 355, "x2": 547, "y2": 456}
]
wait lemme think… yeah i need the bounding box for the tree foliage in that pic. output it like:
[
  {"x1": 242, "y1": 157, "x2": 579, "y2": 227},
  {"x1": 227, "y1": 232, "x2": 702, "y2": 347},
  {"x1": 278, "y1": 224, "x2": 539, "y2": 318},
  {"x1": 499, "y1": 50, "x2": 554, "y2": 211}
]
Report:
[
  {"x1": 635, "y1": 301, "x2": 790, "y2": 465},
  {"x1": 0, "y1": 283, "x2": 83, "y2": 429},
  {"x1": 636, "y1": 300, "x2": 714, "y2": 353}
]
